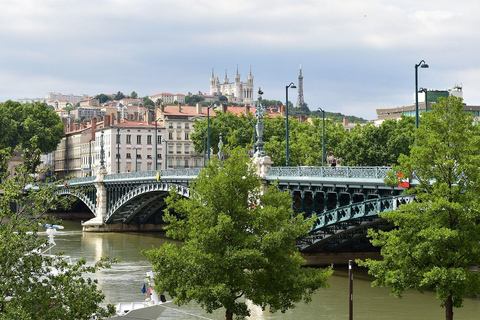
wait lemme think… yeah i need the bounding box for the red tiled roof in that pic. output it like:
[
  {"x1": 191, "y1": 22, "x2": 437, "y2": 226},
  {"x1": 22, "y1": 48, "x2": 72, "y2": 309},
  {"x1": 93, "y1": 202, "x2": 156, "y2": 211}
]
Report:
[{"x1": 159, "y1": 105, "x2": 282, "y2": 119}]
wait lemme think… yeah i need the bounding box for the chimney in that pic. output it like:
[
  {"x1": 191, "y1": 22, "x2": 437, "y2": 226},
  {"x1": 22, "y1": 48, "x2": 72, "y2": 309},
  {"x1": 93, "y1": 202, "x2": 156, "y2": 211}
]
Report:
[
  {"x1": 196, "y1": 103, "x2": 203, "y2": 115},
  {"x1": 221, "y1": 103, "x2": 227, "y2": 113},
  {"x1": 134, "y1": 111, "x2": 139, "y2": 121},
  {"x1": 343, "y1": 117, "x2": 349, "y2": 126},
  {"x1": 160, "y1": 105, "x2": 165, "y2": 113},
  {"x1": 178, "y1": 103, "x2": 182, "y2": 113},
  {"x1": 280, "y1": 106, "x2": 286, "y2": 117},
  {"x1": 147, "y1": 112, "x2": 153, "y2": 124},
  {"x1": 91, "y1": 117, "x2": 96, "y2": 140}
]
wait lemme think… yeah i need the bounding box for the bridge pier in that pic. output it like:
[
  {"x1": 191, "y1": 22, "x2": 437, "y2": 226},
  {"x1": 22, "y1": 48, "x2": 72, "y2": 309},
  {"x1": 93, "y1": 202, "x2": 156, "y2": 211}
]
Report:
[{"x1": 82, "y1": 167, "x2": 107, "y2": 228}]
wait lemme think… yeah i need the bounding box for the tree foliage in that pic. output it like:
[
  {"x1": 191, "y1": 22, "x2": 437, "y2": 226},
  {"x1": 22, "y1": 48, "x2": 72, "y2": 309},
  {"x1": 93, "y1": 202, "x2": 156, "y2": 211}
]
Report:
[
  {"x1": 130, "y1": 91, "x2": 138, "y2": 99},
  {"x1": 0, "y1": 101, "x2": 64, "y2": 156},
  {"x1": 185, "y1": 95, "x2": 205, "y2": 106},
  {"x1": 192, "y1": 111, "x2": 347, "y2": 166},
  {"x1": 144, "y1": 148, "x2": 332, "y2": 320},
  {"x1": 357, "y1": 97, "x2": 480, "y2": 320},
  {"x1": 335, "y1": 117, "x2": 415, "y2": 166},
  {"x1": 95, "y1": 94, "x2": 111, "y2": 104},
  {"x1": 114, "y1": 91, "x2": 125, "y2": 101},
  {"x1": 142, "y1": 96, "x2": 155, "y2": 108},
  {"x1": 0, "y1": 146, "x2": 116, "y2": 319}
]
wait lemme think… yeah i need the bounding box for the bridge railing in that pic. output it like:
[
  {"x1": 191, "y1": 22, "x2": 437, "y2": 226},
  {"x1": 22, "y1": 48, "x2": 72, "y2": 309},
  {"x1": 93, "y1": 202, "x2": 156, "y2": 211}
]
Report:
[
  {"x1": 267, "y1": 166, "x2": 391, "y2": 179},
  {"x1": 68, "y1": 176, "x2": 96, "y2": 184},
  {"x1": 102, "y1": 168, "x2": 203, "y2": 181}
]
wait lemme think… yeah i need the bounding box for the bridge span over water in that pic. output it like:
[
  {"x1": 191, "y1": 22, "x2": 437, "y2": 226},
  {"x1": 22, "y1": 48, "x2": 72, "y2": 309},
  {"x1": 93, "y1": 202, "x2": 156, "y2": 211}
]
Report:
[{"x1": 62, "y1": 166, "x2": 411, "y2": 253}]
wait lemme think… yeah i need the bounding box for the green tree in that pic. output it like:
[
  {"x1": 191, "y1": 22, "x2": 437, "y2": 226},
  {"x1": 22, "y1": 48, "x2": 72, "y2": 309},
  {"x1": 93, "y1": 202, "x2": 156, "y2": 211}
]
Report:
[
  {"x1": 185, "y1": 95, "x2": 204, "y2": 106},
  {"x1": 130, "y1": 91, "x2": 138, "y2": 99},
  {"x1": 95, "y1": 94, "x2": 111, "y2": 104},
  {"x1": 335, "y1": 117, "x2": 414, "y2": 166},
  {"x1": 142, "y1": 96, "x2": 155, "y2": 108},
  {"x1": 357, "y1": 97, "x2": 480, "y2": 320},
  {"x1": 144, "y1": 148, "x2": 331, "y2": 320},
  {"x1": 63, "y1": 106, "x2": 75, "y2": 114},
  {"x1": 0, "y1": 101, "x2": 64, "y2": 157},
  {"x1": 218, "y1": 95, "x2": 228, "y2": 102},
  {"x1": 0, "y1": 146, "x2": 116, "y2": 319},
  {"x1": 114, "y1": 91, "x2": 125, "y2": 100}
]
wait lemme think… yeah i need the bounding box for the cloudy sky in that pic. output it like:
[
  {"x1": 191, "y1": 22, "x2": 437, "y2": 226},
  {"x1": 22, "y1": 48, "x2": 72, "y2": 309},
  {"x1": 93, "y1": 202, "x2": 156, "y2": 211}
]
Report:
[{"x1": 1, "y1": 0, "x2": 479, "y2": 119}]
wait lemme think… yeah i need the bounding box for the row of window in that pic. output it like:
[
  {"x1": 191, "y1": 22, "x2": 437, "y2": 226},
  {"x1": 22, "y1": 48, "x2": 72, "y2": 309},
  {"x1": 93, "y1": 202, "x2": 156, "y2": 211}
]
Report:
[
  {"x1": 168, "y1": 122, "x2": 190, "y2": 129},
  {"x1": 117, "y1": 135, "x2": 163, "y2": 145},
  {"x1": 168, "y1": 144, "x2": 191, "y2": 154},
  {"x1": 167, "y1": 132, "x2": 189, "y2": 140}
]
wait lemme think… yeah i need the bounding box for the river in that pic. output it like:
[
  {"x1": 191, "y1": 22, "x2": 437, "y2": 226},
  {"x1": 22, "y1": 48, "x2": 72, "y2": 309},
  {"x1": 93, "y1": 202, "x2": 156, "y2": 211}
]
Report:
[{"x1": 45, "y1": 220, "x2": 480, "y2": 319}]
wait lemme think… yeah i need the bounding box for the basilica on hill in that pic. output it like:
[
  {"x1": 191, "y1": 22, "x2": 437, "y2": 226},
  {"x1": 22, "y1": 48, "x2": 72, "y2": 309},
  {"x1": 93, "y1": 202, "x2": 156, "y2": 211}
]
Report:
[{"x1": 209, "y1": 67, "x2": 255, "y2": 105}]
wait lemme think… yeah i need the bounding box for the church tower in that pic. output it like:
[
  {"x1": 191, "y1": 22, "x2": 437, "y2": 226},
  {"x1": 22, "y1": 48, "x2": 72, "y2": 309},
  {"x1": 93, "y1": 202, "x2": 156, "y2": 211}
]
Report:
[
  {"x1": 209, "y1": 68, "x2": 216, "y2": 95},
  {"x1": 296, "y1": 64, "x2": 304, "y2": 108}
]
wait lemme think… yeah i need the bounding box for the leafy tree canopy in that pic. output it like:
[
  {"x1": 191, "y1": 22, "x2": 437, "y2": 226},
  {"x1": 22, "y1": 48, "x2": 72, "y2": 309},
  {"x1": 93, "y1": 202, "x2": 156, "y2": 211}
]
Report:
[
  {"x1": 95, "y1": 94, "x2": 111, "y2": 104},
  {"x1": 0, "y1": 101, "x2": 64, "y2": 156},
  {"x1": 185, "y1": 95, "x2": 205, "y2": 106},
  {"x1": 142, "y1": 96, "x2": 155, "y2": 108},
  {"x1": 358, "y1": 96, "x2": 480, "y2": 320},
  {"x1": 114, "y1": 91, "x2": 125, "y2": 101},
  {"x1": 144, "y1": 148, "x2": 331, "y2": 320},
  {"x1": 130, "y1": 91, "x2": 138, "y2": 99},
  {"x1": 335, "y1": 116, "x2": 414, "y2": 166},
  {"x1": 0, "y1": 146, "x2": 116, "y2": 319}
]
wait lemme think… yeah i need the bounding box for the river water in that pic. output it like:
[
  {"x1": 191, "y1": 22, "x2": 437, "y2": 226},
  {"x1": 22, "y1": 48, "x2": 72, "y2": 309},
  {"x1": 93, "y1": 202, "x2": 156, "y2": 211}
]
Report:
[{"x1": 45, "y1": 220, "x2": 480, "y2": 319}]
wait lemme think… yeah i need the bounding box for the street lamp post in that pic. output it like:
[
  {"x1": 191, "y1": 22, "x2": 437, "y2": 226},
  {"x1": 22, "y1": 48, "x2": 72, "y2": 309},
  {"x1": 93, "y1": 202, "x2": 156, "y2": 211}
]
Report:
[
  {"x1": 318, "y1": 107, "x2": 326, "y2": 166},
  {"x1": 116, "y1": 127, "x2": 122, "y2": 173},
  {"x1": 285, "y1": 82, "x2": 296, "y2": 167},
  {"x1": 133, "y1": 147, "x2": 138, "y2": 172},
  {"x1": 207, "y1": 105, "x2": 216, "y2": 161},
  {"x1": 419, "y1": 87, "x2": 428, "y2": 112},
  {"x1": 199, "y1": 130, "x2": 206, "y2": 167},
  {"x1": 89, "y1": 139, "x2": 93, "y2": 176},
  {"x1": 162, "y1": 139, "x2": 167, "y2": 170},
  {"x1": 154, "y1": 118, "x2": 162, "y2": 171},
  {"x1": 415, "y1": 60, "x2": 429, "y2": 129}
]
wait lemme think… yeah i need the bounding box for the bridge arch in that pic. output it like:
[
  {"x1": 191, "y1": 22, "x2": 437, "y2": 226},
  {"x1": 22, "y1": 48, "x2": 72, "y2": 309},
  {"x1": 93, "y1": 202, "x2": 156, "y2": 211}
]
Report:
[
  {"x1": 104, "y1": 182, "x2": 191, "y2": 224},
  {"x1": 57, "y1": 188, "x2": 97, "y2": 216},
  {"x1": 299, "y1": 195, "x2": 414, "y2": 253}
]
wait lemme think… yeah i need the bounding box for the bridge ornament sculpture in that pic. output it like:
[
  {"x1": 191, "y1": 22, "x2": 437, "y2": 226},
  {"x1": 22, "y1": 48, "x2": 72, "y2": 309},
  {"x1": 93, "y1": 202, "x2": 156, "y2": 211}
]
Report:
[{"x1": 61, "y1": 166, "x2": 413, "y2": 251}]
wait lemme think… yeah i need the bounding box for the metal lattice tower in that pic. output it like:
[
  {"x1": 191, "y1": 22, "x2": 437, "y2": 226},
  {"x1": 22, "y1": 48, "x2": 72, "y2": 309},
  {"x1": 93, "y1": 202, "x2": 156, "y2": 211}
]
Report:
[{"x1": 296, "y1": 64, "x2": 304, "y2": 108}]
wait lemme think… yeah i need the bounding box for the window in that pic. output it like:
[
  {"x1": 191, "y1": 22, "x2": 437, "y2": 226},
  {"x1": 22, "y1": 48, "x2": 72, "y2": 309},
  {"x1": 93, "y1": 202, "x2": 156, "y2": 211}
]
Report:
[
  {"x1": 147, "y1": 135, "x2": 152, "y2": 145},
  {"x1": 184, "y1": 159, "x2": 189, "y2": 168},
  {"x1": 177, "y1": 132, "x2": 182, "y2": 140},
  {"x1": 157, "y1": 135, "x2": 162, "y2": 144},
  {"x1": 169, "y1": 123, "x2": 173, "y2": 129},
  {"x1": 147, "y1": 155, "x2": 152, "y2": 159},
  {"x1": 168, "y1": 145, "x2": 173, "y2": 154},
  {"x1": 184, "y1": 132, "x2": 189, "y2": 140},
  {"x1": 168, "y1": 158, "x2": 173, "y2": 168},
  {"x1": 126, "y1": 153, "x2": 131, "y2": 159},
  {"x1": 168, "y1": 132, "x2": 173, "y2": 140},
  {"x1": 136, "y1": 154, "x2": 142, "y2": 159},
  {"x1": 185, "y1": 145, "x2": 190, "y2": 154},
  {"x1": 176, "y1": 144, "x2": 182, "y2": 154},
  {"x1": 177, "y1": 123, "x2": 182, "y2": 129},
  {"x1": 185, "y1": 123, "x2": 190, "y2": 129},
  {"x1": 147, "y1": 162, "x2": 152, "y2": 171},
  {"x1": 137, "y1": 135, "x2": 142, "y2": 144}
]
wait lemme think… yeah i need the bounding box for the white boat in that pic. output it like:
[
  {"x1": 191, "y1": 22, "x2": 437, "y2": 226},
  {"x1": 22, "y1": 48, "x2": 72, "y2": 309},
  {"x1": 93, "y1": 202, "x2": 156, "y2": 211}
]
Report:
[{"x1": 106, "y1": 271, "x2": 171, "y2": 319}]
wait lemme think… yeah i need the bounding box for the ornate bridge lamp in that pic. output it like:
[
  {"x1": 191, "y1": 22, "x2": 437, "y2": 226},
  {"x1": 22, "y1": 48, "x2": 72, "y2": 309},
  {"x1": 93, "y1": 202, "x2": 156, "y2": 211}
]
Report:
[
  {"x1": 285, "y1": 82, "x2": 296, "y2": 166},
  {"x1": 317, "y1": 107, "x2": 326, "y2": 166},
  {"x1": 207, "y1": 104, "x2": 217, "y2": 161},
  {"x1": 255, "y1": 88, "x2": 266, "y2": 157},
  {"x1": 415, "y1": 60, "x2": 429, "y2": 128}
]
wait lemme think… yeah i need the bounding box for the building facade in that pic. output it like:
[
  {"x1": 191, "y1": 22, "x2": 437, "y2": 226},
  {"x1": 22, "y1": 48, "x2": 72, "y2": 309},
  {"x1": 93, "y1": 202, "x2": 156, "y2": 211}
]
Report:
[{"x1": 209, "y1": 67, "x2": 254, "y2": 105}]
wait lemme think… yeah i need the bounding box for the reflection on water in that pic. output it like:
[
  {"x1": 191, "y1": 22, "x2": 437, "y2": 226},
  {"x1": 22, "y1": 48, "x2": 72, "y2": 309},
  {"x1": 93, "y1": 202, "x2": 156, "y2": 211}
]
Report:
[{"x1": 45, "y1": 221, "x2": 480, "y2": 320}]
